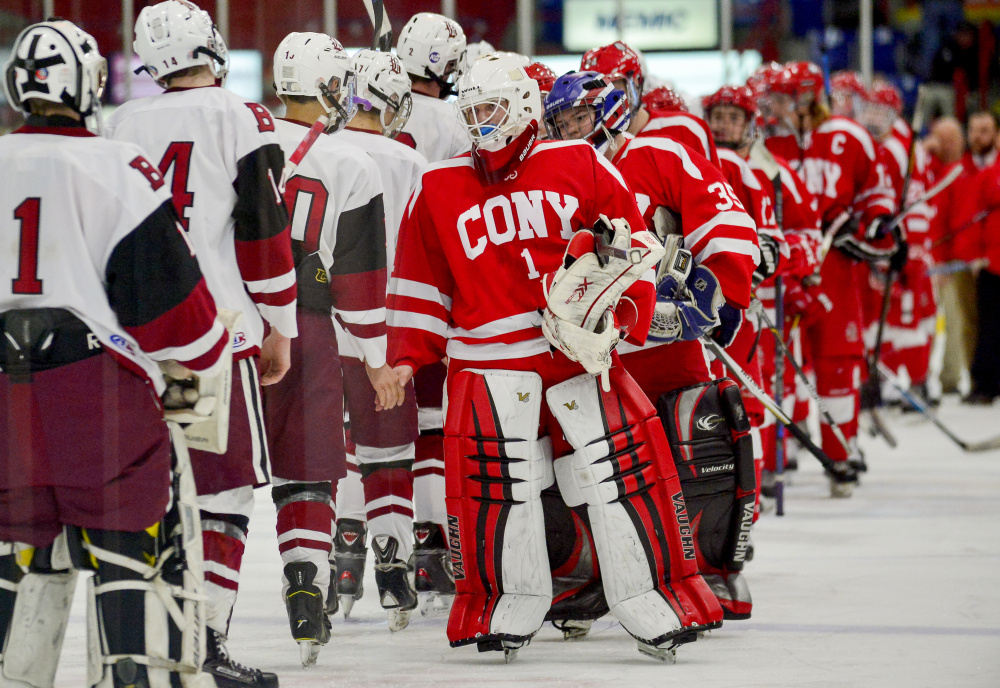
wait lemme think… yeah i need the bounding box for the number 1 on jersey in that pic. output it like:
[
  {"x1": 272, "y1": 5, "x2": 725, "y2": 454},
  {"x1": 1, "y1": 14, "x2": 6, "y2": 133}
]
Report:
[
  {"x1": 12, "y1": 198, "x2": 43, "y2": 295},
  {"x1": 520, "y1": 248, "x2": 540, "y2": 279}
]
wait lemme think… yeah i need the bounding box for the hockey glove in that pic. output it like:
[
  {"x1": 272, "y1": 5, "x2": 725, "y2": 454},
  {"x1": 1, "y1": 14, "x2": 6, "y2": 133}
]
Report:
[
  {"x1": 864, "y1": 215, "x2": 894, "y2": 241},
  {"x1": 752, "y1": 233, "x2": 782, "y2": 287},
  {"x1": 785, "y1": 282, "x2": 834, "y2": 320},
  {"x1": 712, "y1": 303, "x2": 744, "y2": 348},
  {"x1": 648, "y1": 264, "x2": 723, "y2": 343}
]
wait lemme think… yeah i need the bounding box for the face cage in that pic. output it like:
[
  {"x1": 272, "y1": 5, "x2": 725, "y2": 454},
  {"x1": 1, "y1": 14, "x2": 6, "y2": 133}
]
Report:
[
  {"x1": 320, "y1": 73, "x2": 358, "y2": 134},
  {"x1": 857, "y1": 100, "x2": 896, "y2": 140},
  {"x1": 544, "y1": 101, "x2": 614, "y2": 152},
  {"x1": 383, "y1": 90, "x2": 413, "y2": 138},
  {"x1": 708, "y1": 105, "x2": 756, "y2": 150},
  {"x1": 459, "y1": 92, "x2": 515, "y2": 145}
]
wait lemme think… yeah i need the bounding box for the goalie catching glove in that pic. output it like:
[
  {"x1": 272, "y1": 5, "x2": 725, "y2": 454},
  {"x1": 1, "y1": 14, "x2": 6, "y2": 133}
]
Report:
[{"x1": 541, "y1": 215, "x2": 664, "y2": 384}]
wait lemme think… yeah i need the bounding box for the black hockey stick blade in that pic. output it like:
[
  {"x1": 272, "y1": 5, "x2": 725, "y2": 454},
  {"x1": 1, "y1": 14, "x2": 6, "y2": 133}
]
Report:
[
  {"x1": 867, "y1": 407, "x2": 898, "y2": 449},
  {"x1": 362, "y1": 0, "x2": 394, "y2": 51}
]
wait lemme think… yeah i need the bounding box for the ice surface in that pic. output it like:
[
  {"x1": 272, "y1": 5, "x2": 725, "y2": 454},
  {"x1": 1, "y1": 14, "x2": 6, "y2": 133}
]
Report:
[{"x1": 53, "y1": 397, "x2": 1000, "y2": 687}]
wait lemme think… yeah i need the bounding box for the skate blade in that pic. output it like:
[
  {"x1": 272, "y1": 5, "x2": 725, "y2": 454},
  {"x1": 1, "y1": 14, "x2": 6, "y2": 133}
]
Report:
[
  {"x1": 637, "y1": 641, "x2": 678, "y2": 663},
  {"x1": 340, "y1": 595, "x2": 356, "y2": 619},
  {"x1": 418, "y1": 592, "x2": 454, "y2": 618},
  {"x1": 388, "y1": 608, "x2": 412, "y2": 632},
  {"x1": 560, "y1": 620, "x2": 593, "y2": 641},
  {"x1": 299, "y1": 640, "x2": 320, "y2": 668},
  {"x1": 503, "y1": 648, "x2": 518, "y2": 664},
  {"x1": 830, "y1": 482, "x2": 854, "y2": 499}
]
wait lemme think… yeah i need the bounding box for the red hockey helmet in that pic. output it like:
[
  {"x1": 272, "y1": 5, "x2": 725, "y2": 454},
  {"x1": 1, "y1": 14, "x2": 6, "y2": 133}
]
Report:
[
  {"x1": 830, "y1": 70, "x2": 865, "y2": 97},
  {"x1": 746, "y1": 61, "x2": 783, "y2": 97},
  {"x1": 581, "y1": 41, "x2": 644, "y2": 115},
  {"x1": 642, "y1": 86, "x2": 688, "y2": 114},
  {"x1": 702, "y1": 85, "x2": 757, "y2": 118},
  {"x1": 829, "y1": 70, "x2": 865, "y2": 118},
  {"x1": 702, "y1": 85, "x2": 757, "y2": 149},
  {"x1": 771, "y1": 61, "x2": 824, "y2": 101},
  {"x1": 524, "y1": 61, "x2": 557, "y2": 95},
  {"x1": 869, "y1": 79, "x2": 903, "y2": 115}
]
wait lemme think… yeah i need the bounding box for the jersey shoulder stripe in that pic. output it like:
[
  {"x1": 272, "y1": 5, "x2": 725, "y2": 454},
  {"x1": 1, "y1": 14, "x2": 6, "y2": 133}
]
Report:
[
  {"x1": 642, "y1": 115, "x2": 712, "y2": 157},
  {"x1": 820, "y1": 117, "x2": 877, "y2": 161},
  {"x1": 718, "y1": 148, "x2": 762, "y2": 189},
  {"x1": 619, "y1": 137, "x2": 705, "y2": 181}
]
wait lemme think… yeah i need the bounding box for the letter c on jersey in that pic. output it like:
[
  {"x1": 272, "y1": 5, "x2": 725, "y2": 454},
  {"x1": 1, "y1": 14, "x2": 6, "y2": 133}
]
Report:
[{"x1": 457, "y1": 205, "x2": 486, "y2": 259}]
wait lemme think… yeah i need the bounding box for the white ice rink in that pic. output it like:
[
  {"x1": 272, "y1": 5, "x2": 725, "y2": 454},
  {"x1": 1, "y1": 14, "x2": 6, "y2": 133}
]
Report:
[{"x1": 53, "y1": 397, "x2": 1000, "y2": 687}]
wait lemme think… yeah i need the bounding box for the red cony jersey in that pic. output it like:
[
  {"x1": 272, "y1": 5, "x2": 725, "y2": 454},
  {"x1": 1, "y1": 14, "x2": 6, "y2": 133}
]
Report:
[
  {"x1": 879, "y1": 118, "x2": 934, "y2": 256},
  {"x1": 751, "y1": 155, "x2": 822, "y2": 280},
  {"x1": 637, "y1": 111, "x2": 722, "y2": 169},
  {"x1": 388, "y1": 140, "x2": 651, "y2": 372},
  {"x1": 766, "y1": 115, "x2": 895, "y2": 227},
  {"x1": 612, "y1": 136, "x2": 759, "y2": 308}
]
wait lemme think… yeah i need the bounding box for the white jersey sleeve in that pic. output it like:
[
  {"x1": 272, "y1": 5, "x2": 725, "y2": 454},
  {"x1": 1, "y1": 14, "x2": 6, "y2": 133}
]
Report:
[{"x1": 397, "y1": 92, "x2": 471, "y2": 162}]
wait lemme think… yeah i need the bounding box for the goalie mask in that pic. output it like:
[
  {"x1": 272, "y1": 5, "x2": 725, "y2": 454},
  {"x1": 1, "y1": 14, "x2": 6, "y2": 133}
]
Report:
[
  {"x1": 397, "y1": 12, "x2": 466, "y2": 98},
  {"x1": 3, "y1": 20, "x2": 107, "y2": 125},
  {"x1": 543, "y1": 71, "x2": 629, "y2": 156},
  {"x1": 455, "y1": 53, "x2": 542, "y2": 185},
  {"x1": 273, "y1": 32, "x2": 357, "y2": 134},
  {"x1": 352, "y1": 49, "x2": 413, "y2": 139},
  {"x1": 134, "y1": 0, "x2": 229, "y2": 87}
]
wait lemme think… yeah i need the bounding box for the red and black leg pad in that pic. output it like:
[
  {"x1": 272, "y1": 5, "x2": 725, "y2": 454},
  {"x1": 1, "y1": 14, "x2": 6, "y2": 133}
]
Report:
[
  {"x1": 541, "y1": 487, "x2": 609, "y2": 624},
  {"x1": 656, "y1": 378, "x2": 757, "y2": 620},
  {"x1": 443, "y1": 369, "x2": 553, "y2": 653},
  {"x1": 548, "y1": 367, "x2": 721, "y2": 650}
]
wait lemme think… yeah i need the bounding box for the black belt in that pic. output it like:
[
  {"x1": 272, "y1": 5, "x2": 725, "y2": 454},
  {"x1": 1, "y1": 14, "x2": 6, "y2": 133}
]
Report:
[{"x1": 0, "y1": 308, "x2": 103, "y2": 382}]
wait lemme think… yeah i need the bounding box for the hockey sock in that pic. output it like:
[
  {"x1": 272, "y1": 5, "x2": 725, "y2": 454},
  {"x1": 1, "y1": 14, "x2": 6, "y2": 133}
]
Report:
[
  {"x1": 358, "y1": 444, "x2": 415, "y2": 563},
  {"x1": 815, "y1": 357, "x2": 861, "y2": 461},
  {"x1": 200, "y1": 510, "x2": 249, "y2": 635},
  {"x1": 413, "y1": 432, "x2": 447, "y2": 533},
  {"x1": 273, "y1": 480, "x2": 333, "y2": 603}
]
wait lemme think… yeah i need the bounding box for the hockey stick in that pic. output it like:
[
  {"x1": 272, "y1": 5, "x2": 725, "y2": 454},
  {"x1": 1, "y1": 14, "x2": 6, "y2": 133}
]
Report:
[
  {"x1": 750, "y1": 299, "x2": 853, "y2": 457},
  {"x1": 702, "y1": 337, "x2": 855, "y2": 480},
  {"x1": 877, "y1": 362, "x2": 1000, "y2": 452},
  {"x1": 277, "y1": 82, "x2": 347, "y2": 194},
  {"x1": 899, "y1": 85, "x2": 928, "y2": 214},
  {"x1": 361, "y1": 0, "x2": 394, "y2": 51},
  {"x1": 929, "y1": 205, "x2": 1000, "y2": 251}
]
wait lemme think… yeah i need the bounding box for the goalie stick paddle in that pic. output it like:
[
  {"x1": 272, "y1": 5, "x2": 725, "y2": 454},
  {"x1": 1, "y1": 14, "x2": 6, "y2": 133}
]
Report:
[
  {"x1": 877, "y1": 362, "x2": 1000, "y2": 452},
  {"x1": 702, "y1": 337, "x2": 855, "y2": 480}
]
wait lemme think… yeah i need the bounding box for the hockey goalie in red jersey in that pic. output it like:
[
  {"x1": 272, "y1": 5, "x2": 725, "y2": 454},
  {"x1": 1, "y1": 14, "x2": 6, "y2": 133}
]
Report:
[{"x1": 387, "y1": 53, "x2": 717, "y2": 662}]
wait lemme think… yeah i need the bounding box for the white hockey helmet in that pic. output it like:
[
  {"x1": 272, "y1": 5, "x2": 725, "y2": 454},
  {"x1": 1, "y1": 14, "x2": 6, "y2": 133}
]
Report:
[
  {"x1": 396, "y1": 13, "x2": 466, "y2": 94},
  {"x1": 3, "y1": 20, "x2": 107, "y2": 119},
  {"x1": 455, "y1": 53, "x2": 542, "y2": 184},
  {"x1": 352, "y1": 49, "x2": 412, "y2": 139},
  {"x1": 462, "y1": 40, "x2": 495, "y2": 72},
  {"x1": 134, "y1": 0, "x2": 229, "y2": 86},
  {"x1": 273, "y1": 32, "x2": 357, "y2": 134}
]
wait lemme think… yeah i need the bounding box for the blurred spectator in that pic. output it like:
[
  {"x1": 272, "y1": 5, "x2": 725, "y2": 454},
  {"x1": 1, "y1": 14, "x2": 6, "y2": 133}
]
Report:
[
  {"x1": 968, "y1": 150, "x2": 1000, "y2": 403},
  {"x1": 926, "y1": 116, "x2": 977, "y2": 395},
  {"x1": 922, "y1": 21, "x2": 980, "y2": 121},
  {"x1": 964, "y1": 110, "x2": 1000, "y2": 170}
]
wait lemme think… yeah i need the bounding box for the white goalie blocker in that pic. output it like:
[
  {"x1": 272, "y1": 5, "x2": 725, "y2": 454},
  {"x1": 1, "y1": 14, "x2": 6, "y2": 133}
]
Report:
[
  {"x1": 541, "y1": 216, "x2": 664, "y2": 387},
  {"x1": 160, "y1": 308, "x2": 241, "y2": 454}
]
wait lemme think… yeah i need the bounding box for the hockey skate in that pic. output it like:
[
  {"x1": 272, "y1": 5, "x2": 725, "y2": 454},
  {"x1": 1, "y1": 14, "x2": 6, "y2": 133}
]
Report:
[
  {"x1": 324, "y1": 557, "x2": 339, "y2": 616},
  {"x1": 284, "y1": 562, "x2": 332, "y2": 668},
  {"x1": 827, "y1": 461, "x2": 858, "y2": 498},
  {"x1": 476, "y1": 636, "x2": 530, "y2": 663},
  {"x1": 551, "y1": 618, "x2": 593, "y2": 640},
  {"x1": 412, "y1": 521, "x2": 455, "y2": 617},
  {"x1": 205, "y1": 629, "x2": 278, "y2": 688},
  {"x1": 333, "y1": 518, "x2": 367, "y2": 618},
  {"x1": 372, "y1": 535, "x2": 418, "y2": 632}
]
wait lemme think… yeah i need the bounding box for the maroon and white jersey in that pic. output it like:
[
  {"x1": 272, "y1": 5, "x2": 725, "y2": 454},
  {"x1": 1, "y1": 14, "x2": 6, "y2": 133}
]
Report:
[
  {"x1": 612, "y1": 136, "x2": 759, "y2": 310},
  {"x1": 397, "y1": 92, "x2": 471, "y2": 162},
  {"x1": 275, "y1": 119, "x2": 389, "y2": 368},
  {"x1": 637, "y1": 110, "x2": 722, "y2": 169},
  {"x1": 105, "y1": 86, "x2": 297, "y2": 356},
  {"x1": 0, "y1": 120, "x2": 227, "y2": 393},
  {"x1": 766, "y1": 115, "x2": 895, "y2": 227},
  {"x1": 388, "y1": 139, "x2": 652, "y2": 372}
]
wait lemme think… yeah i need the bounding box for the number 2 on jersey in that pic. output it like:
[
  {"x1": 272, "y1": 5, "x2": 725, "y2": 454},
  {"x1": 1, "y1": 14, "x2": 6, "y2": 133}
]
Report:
[{"x1": 11, "y1": 198, "x2": 43, "y2": 295}]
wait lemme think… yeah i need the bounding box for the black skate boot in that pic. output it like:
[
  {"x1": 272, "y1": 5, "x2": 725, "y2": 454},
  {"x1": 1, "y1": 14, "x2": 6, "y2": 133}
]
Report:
[
  {"x1": 333, "y1": 518, "x2": 367, "y2": 618},
  {"x1": 324, "y1": 556, "x2": 338, "y2": 616},
  {"x1": 412, "y1": 521, "x2": 455, "y2": 617},
  {"x1": 372, "y1": 534, "x2": 418, "y2": 632},
  {"x1": 284, "y1": 562, "x2": 332, "y2": 668},
  {"x1": 204, "y1": 629, "x2": 279, "y2": 688}
]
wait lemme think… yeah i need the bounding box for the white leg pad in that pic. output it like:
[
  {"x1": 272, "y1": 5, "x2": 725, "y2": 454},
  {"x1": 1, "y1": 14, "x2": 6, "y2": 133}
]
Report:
[{"x1": 0, "y1": 571, "x2": 76, "y2": 688}]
